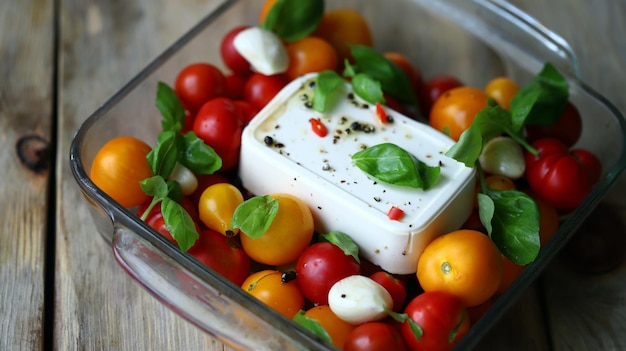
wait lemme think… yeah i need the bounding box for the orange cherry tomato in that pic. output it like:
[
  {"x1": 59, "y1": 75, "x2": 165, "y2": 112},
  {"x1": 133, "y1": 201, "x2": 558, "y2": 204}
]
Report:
[
  {"x1": 239, "y1": 193, "x2": 314, "y2": 266},
  {"x1": 304, "y1": 305, "x2": 357, "y2": 349},
  {"x1": 417, "y1": 229, "x2": 504, "y2": 307},
  {"x1": 90, "y1": 136, "x2": 153, "y2": 208},
  {"x1": 314, "y1": 9, "x2": 373, "y2": 64},
  {"x1": 484, "y1": 77, "x2": 519, "y2": 111},
  {"x1": 241, "y1": 270, "x2": 305, "y2": 319},
  {"x1": 429, "y1": 86, "x2": 488, "y2": 141},
  {"x1": 285, "y1": 36, "x2": 338, "y2": 81},
  {"x1": 485, "y1": 174, "x2": 516, "y2": 191}
]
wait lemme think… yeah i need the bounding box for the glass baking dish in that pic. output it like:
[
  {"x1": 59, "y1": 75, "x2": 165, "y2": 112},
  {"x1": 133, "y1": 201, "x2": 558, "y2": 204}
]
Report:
[{"x1": 69, "y1": 0, "x2": 626, "y2": 350}]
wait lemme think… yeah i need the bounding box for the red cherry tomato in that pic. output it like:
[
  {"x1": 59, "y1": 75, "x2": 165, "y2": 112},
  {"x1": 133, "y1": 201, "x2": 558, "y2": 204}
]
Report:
[
  {"x1": 192, "y1": 97, "x2": 244, "y2": 171},
  {"x1": 344, "y1": 321, "x2": 408, "y2": 351},
  {"x1": 188, "y1": 229, "x2": 251, "y2": 286},
  {"x1": 525, "y1": 138, "x2": 600, "y2": 211},
  {"x1": 571, "y1": 148, "x2": 602, "y2": 184},
  {"x1": 369, "y1": 271, "x2": 407, "y2": 312},
  {"x1": 220, "y1": 25, "x2": 252, "y2": 76},
  {"x1": 243, "y1": 73, "x2": 287, "y2": 110},
  {"x1": 224, "y1": 73, "x2": 248, "y2": 100},
  {"x1": 525, "y1": 101, "x2": 582, "y2": 147},
  {"x1": 175, "y1": 63, "x2": 226, "y2": 111},
  {"x1": 401, "y1": 291, "x2": 471, "y2": 351},
  {"x1": 419, "y1": 75, "x2": 463, "y2": 115},
  {"x1": 233, "y1": 100, "x2": 260, "y2": 126},
  {"x1": 295, "y1": 241, "x2": 361, "y2": 305}
]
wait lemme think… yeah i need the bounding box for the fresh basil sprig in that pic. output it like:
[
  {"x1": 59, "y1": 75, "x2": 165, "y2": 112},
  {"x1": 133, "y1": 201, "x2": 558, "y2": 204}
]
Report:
[
  {"x1": 352, "y1": 143, "x2": 440, "y2": 190},
  {"x1": 139, "y1": 176, "x2": 199, "y2": 252},
  {"x1": 312, "y1": 70, "x2": 346, "y2": 113},
  {"x1": 350, "y1": 73, "x2": 386, "y2": 105},
  {"x1": 262, "y1": 0, "x2": 324, "y2": 43},
  {"x1": 156, "y1": 82, "x2": 186, "y2": 133},
  {"x1": 231, "y1": 195, "x2": 280, "y2": 239}
]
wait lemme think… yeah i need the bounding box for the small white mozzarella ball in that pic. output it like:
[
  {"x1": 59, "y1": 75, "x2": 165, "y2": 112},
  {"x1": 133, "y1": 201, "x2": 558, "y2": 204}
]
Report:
[
  {"x1": 479, "y1": 136, "x2": 525, "y2": 179},
  {"x1": 327, "y1": 275, "x2": 393, "y2": 325},
  {"x1": 233, "y1": 27, "x2": 289, "y2": 76},
  {"x1": 168, "y1": 162, "x2": 198, "y2": 196}
]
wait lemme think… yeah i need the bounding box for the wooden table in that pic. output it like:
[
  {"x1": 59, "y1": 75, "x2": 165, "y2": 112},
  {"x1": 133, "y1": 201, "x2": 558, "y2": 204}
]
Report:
[{"x1": 2, "y1": 0, "x2": 625, "y2": 350}]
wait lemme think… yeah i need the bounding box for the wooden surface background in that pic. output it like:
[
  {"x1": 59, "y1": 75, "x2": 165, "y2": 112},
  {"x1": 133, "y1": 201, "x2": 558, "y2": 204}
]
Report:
[{"x1": 1, "y1": 0, "x2": 625, "y2": 350}]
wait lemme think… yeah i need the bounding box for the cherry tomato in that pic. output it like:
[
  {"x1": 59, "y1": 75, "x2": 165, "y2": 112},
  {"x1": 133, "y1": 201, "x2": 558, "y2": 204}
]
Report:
[
  {"x1": 190, "y1": 173, "x2": 231, "y2": 206},
  {"x1": 295, "y1": 241, "x2": 361, "y2": 305},
  {"x1": 419, "y1": 75, "x2": 463, "y2": 116},
  {"x1": 192, "y1": 97, "x2": 244, "y2": 171},
  {"x1": 571, "y1": 148, "x2": 602, "y2": 184},
  {"x1": 525, "y1": 101, "x2": 582, "y2": 147},
  {"x1": 344, "y1": 321, "x2": 408, "y2": 351},
  {"x1": 484, "y1": 76, "x2": 519, "y2": 111},
  {"x1": 234, "y1": 100, "x2": 260, "y2": 126},
  {"x1": 303, "y1": 305, "x2": 357, "y2": 349},
  {"x1": 383, "y1": 52, "x2": 424, "y2": 98},
  {"x1": 525, "y1": 138, "x2": 599, "y2": 211},
  {"x1": 369, "y1": 271, "x2": 407, "y2": 312},
  {"x1": 188, "y1": 229, "x2": 251, "y2": 286},
  {"x1": 401, "y1": 291, "x2": 471, "y2": 351},
  {"x1": 429, "y1": 86, "x2": 487, "y2": 141},
  {"x1": 243, "y1": 73, "x2": 287, "y2": 110},
  {"x1": 175, "y1": 63, "x2": 226, "y2": 111},
  {"x1": 313, "y1": 8, "x2": 373, "y2": 64},
  {"x1": 198, "y1": 183, "x2": 244, "y2": 237},
  {"x1": 224, "y1": 73, "x2": 248, "y2": 100},
  {"x1": 241, "y1": 270, "x2": 305, "y2": 319},
  {"x1": 220, "y1": 25, "x2": 252, "y2": 76},
  {"x1": 239, "y1": 193, "x2": 315, "y2": 266},
  {"x1": 90, "y1": 136, "x2": 153, "y2": 208},
  {"x1": 285, "y1": 36, "x2": 338, "y2": 81}
]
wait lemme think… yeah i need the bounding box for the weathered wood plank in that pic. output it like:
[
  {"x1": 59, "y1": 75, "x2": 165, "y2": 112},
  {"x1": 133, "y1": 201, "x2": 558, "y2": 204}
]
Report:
[{"x1": 0, "y1": 0, "x2": 53, "y2": 350}]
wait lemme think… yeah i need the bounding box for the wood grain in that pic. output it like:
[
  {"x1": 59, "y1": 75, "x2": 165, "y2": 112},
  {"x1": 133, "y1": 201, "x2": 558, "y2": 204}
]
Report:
[
  {"x1": 0, "y1": 0, "x2": 53, "y2": 350},
  {"x1": 0, "y1": 0, "x2": 621, "y2": 350}
]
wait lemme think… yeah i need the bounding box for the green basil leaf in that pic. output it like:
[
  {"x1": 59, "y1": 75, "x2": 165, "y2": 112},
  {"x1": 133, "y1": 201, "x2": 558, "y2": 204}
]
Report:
[
  {"x1": 139, "y1": 175, "x2": 169, "y2": 199},
  {"x1": 351, "y1": 73, "x2": 385, "y2": 105},
  {"x1": 180, "y1": 131, "x2": 222, "y2": 175},
  {"x1": 509, "y1": 62, "x2": 569, "y2": 131},
  {"x1": 352, "y1": 143, "x2": 440, "y2": 190},
  {"x1": 261, "y1": 0, "x2": 324, "y2": 43},
  {"x1": 293, "y1": 310, "x2": 332, "y2": 344},
  {"x1": 231, "y1": 195, "x2": 279, "y2": 239},
  {"x1": 166, "y1": 180, "x2": 182, "y2": 203},
  {"x1": 476, "y1": 193, "x2": 495, "y2": 235},
  {"x1": 156, "y1": 81, "x2": 186, "y2": 133},
  {"x1": 319, "y1": 231, "x2": 360, "y2": 263},
  {"x1": 146, "y1": 130, "x2": 182, "y2": 178},
  {"x1": 484, "y1": 188, "x2": 541, "y2": 265},
  {"x1": 313, "y1": 70, "x2": 345, "y2": 113},
  {"x1": 161, "y1": 197, "x2": 199, "y2": 252},
  {"x1": 445, "y1": 105, "x2": 532, "y2": 167},
  {"x1": 349, "y1": 45, "x2": 417, "y2": 105}
]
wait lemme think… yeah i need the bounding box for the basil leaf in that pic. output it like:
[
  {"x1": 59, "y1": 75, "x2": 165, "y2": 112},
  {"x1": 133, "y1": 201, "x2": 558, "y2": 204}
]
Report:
[
  {"x1": 483, "y1": 188, "x2": 541, "y2": 265},
  {"x1": 351, "y1": 73, "x2": 385, "y2": 105},
  {"x1": 156, "y1": 81, "x2": 186, "y2": 133},
  {"x1": 476, "y1": 193, "x2": 495, "y2": 235},
  {"x1": 319, "y1": 231, "x2": 360, "y2": 263},
  {"x1": 139, "y1": 175, "x2": 170, "y2": 199},
  {"x1": 445, "y1": 105, "x2": 532, "y2": 167},
  {"x1": 261, "y1": 0, "x2": 324, "y2": 43},
  {"x1": 293, "y1": 310, "x2": 332, "y2": 344},
  {"x1": 349, "y1": 45, "x2": 417, "y2": 105},
  {"x1": 352, "y1": 143, "x2": 440, "y2": 190},
  {"x1": 180, "y1": 131, "x2": 222, "y2": 175},
  {"x1": 161, "y1": 197, "x2": 199, "y2": 252},
  {"x1": 146, "y1": 130, "x2": 182, "y2": 178},
  {"x1": 313, "y1": 70, "x2": 345, "y2": 113},
  {"x1": 510, "y1": 62, "x2": 569, "y2": 131},
  {"x1": 231, "y1": 195, "x2": 279, "y2": 239},
  {"x1": 166, "y1": 180, "x2": 182, "y2": 203}
]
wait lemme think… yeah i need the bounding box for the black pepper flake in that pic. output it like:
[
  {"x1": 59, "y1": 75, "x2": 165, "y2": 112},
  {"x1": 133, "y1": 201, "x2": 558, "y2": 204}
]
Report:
[
  {"x1": 344, "y1": 128, "x2": 351, "y2": 134},
  {"x1": 275, "y1": 142, "x2": 285, "y2": 148},
  {"x1": 339, "y1": 116, "x2": 348, "y2": 124},
  {"x1": 439, "y1": 160, "x2": 444, "y2": 166},
  {"x1": 300, "y1": 93, "x2": 309, "y2": 101},
  {"x1": 341, "y1": 294, "x2": 347, "y2": 298},
  {"x1": 347, "y1": 92, "x2": 355, "y2": 100},
  {"x1": 264, "y1": 136, "x2": 274, "y2": 146},
  {"x1": 373, "y1": 196, "x2": 381, "y2": 202},
  {"x1": 387, "y1": 115, "x2": 394, "y2": 123},
  {"x1": 304, "y1": 101, "x2": 313, "y2": 109},
  {"x1": 308, "y1": 81, "x2": 316, "y2": 89},
  {"x1": 317, "y1": 206, "x2": 322, "y2": 210},
  {"x1": 351, "y1": 121, "x2": 362, "y2": 131}
]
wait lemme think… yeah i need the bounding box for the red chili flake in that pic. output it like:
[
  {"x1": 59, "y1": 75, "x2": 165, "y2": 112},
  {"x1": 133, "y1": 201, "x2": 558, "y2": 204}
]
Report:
[
  {"x1": 309, "y1": 118, "x2": 328, "y2": 137},
  {"x1": 387, "y1": 206, "x2": 405, "y2": 221},
  {"x1": 375, "y1": 102, "x2": 388, "y2": 124}
]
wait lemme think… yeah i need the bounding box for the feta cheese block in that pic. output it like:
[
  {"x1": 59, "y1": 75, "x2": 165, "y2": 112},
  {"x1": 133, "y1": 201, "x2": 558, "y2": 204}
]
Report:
[{"x1": 239, "y1": 73, "x2": 476, "y2": 274}]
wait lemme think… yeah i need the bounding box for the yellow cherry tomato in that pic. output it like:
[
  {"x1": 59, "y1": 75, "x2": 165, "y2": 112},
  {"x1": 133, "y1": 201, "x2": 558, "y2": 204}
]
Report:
[
  {"x1": 241, "y1": 269, "x2": 305, "y2": 319},
  {"x1": 484, "y1": 77, "x2": 519, "y2": 111},
  {"x1": 240, "y1": 193, "x2": 314, "y2": 266},
  {"x1": 198, "y1": 183, "x2": 244, "y2": 236}
]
